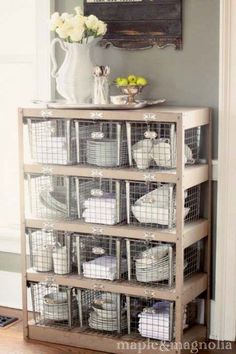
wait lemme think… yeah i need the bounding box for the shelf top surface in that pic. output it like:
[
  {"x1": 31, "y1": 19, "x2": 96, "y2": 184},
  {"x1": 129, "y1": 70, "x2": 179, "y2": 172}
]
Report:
[{"x1": 20, "y1": 105, "x2": 210, "y2": 127}]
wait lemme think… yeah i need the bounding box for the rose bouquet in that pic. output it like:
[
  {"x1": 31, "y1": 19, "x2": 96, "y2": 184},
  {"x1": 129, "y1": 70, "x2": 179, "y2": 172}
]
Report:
[{"x1": 50, "y1": 6, "x2": 107, "y2": 43}]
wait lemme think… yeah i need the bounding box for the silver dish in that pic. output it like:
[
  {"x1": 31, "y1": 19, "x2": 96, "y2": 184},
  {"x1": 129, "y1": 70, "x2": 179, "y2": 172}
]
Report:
[{"x1": 46, "y1": 99, "x2": 166, "y2": 110}]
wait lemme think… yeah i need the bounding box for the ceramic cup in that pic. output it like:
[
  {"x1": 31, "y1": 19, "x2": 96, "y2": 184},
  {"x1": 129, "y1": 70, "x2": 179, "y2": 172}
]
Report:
[
  {"x1": 52, "y1": 247, "x2": 69, "y2": 274},
  {"x1": 132, "y1": 139, "x2": 153, "y2": 169},
  {"x1": 110, "y1": 95, "x2": 128, "y2": 105}
]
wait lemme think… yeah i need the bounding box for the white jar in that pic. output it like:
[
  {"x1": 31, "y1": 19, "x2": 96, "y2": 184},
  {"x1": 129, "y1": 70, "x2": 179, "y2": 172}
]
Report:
[{"x1": 53, "y1": 246, "x2": 69, "y2": 274}]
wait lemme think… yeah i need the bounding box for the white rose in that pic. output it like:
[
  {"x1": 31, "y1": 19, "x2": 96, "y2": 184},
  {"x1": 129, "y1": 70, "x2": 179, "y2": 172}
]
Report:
[
  {"x1": 71, "y1": 14, "x2": 86, "y2": 27},
  {"x1": 85, "y1": 15, "x2": 99, "y2": 31},
  {"x1": 75, "y1": 6, "x2": 83, "y2": 16},
  {"x1": 50, "y1": 12, "x2": 63, "y2": 31},
  {"x1": 69, "y1": 26, "x2": 85, "y2": 42},
  {"x1": 56, "y1": 20, "x2": 72, "y2": 39},
  {"x1": 97, "y1": 21, "x2": 107, "y2": 36},
  {"x1": 61, "y1": 12, "x2": 73, "y2": 21}
]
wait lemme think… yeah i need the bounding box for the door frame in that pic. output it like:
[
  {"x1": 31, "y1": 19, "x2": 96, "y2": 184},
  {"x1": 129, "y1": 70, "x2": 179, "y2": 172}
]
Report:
[{"x1": 210, "y1": 0, "x2": 236, "y2": 341}]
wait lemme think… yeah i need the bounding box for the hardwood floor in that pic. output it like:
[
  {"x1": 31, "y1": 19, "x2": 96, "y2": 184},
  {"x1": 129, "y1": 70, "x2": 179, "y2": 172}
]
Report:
[{"x1": 0, "y1": 307, "x2": 235, "y2": 354}]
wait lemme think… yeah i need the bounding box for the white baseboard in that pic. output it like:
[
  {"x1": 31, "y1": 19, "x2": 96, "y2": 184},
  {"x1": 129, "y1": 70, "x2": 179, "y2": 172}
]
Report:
[
  {"x1": 209, "y1": 300, "x2": 218, "y2": 340},
  {"x1": 0, "y1": 271, "x2": 31, "y2": 310}
]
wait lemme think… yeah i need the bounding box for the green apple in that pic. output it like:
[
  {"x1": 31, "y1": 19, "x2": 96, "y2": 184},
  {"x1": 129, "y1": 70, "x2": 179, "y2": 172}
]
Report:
[
  {"x1": 136, "y1": 77, "x2": 148, "y2": 86},
  {"x1": 128, "y1": 75, "x2": 137, "y2": 84},
  {"x1": 117, "y1": 78, "x2": 128, "y2": 86},
  {"x1": 115, "y1": 77, "x2": 122, "y2": 84}
]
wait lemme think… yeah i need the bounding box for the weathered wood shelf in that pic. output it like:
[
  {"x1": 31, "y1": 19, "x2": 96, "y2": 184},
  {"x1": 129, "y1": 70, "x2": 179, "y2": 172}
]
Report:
[
  {"x1": 27, "y1": 323, "x2": 207, "y2": 354},
  {"x1": 19, "y1": 105, "x2": 212, "y2": 353},
  {"x1": 25, "y1": 217, "x2": 208, "y2": 247}
]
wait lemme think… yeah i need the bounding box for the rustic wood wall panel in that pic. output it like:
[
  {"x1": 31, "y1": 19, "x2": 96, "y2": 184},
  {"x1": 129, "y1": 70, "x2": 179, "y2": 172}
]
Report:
[{"x1": 84, "y1": 0, "x2": 182, "y2": 50}]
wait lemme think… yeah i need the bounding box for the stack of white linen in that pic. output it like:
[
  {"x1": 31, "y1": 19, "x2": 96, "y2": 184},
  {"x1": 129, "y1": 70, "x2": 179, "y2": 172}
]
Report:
[
  {"x1": 83, "y1": 255, "x2": 127, "y2": 280},
  {"x1": 138, "y1": 301, "x2": 188, "y2": 341},
  {"x1": 82, "y1": 193, "x2": 118, "y2": 225}
]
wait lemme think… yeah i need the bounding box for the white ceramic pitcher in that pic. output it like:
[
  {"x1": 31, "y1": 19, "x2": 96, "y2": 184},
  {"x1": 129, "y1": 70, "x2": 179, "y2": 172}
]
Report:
[{"x1": 50, "y1": 38, "x2": 94, "y2": 103}]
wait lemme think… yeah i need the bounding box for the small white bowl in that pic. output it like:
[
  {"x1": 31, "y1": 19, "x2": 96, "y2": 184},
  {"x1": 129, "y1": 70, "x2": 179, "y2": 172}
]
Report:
[{"x1": 110, "y1": 95, "x2": 128, "y2": 105}]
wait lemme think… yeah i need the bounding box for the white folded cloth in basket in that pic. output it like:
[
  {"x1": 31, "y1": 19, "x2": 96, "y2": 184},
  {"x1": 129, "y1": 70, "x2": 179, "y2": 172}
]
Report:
[
  {"x1": 83, "y1": 255, "x2": 127, "y2": 280},
  {"x1": 84, "y1": 196, "x2": 117, "y2": 209},
  {"x1": 138, "y1": 302, "x2": 188, "y2": 341},
  {"x1": 83, "y1": 193, "x2": 119, "y2": 225},
  {"x1": 32, "y1": 137, "x2": 68, "y2": 164}
]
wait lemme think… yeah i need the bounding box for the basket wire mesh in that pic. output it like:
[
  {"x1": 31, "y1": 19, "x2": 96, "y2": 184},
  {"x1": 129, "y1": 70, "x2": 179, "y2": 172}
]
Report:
[
  {"x1": 30, "y1": 282, "x2": 78, "y2": 328},
  {"x1": 126, "y1": 181, "x2": 201, "y2": 229},
  {"x1": 28, "y1": 229, "x2": 74, "y2": 275},
  {"x1": 75, "y1": 120, "x2": 128, "y2": 167},
  {"x1": 126, "y1": 122, "x2": 200, "y2": 170},
  {"x1": 75, "y1": 177, "x2": 126, "y2": 225},
  {"x1": 74, "y1": 234, "x2": 127, "y2": 281},
  {"x1": 77, "y1": 289, "x2": 127, "y2": 335},
  {"x1": 25, "y1": 174, "x2": 77, "y2": 220},
  {"x1": 126, "y1": 239, "x2": 203, "y2": 288},
  {"x1": 126, "y1": 296, "x2": 200, "y2": 341},
  {"x1": 27, "y1": 118, "x2": 77, "y2": 165}
]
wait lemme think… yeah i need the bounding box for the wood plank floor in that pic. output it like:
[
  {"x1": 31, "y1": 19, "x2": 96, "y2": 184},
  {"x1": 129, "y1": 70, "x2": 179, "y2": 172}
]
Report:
[{"x1": 0, "y1": 307, "x2": 235, "y2": 354}]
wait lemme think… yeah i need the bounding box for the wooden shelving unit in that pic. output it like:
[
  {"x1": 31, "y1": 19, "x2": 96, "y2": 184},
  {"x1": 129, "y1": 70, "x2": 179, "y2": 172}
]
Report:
[{"x1": 19, "y1": 105, "x2": 211, "y2": 353}]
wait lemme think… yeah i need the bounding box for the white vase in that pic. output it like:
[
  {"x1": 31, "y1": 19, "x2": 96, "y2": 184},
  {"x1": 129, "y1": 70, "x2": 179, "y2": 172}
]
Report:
[{"x1": 50, "y1": 38, "x2": 95, "y2": 104}]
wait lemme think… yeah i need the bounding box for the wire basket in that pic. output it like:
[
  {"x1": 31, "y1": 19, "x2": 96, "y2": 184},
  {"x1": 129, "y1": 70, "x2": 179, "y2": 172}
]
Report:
[
  {"x1": 126, "y1": 122, "x2": 201, "y2": 170},
  {"x1": 27, "y1": 228, "x2": 75, "y2": 275},
  {"x1": 75, "y1": 177, "x2": 126, "y2": 225},
  {"x1": 126, "y1": 181, "x2": 201, "y2": 229},
  {"x1": 126, "y1": 239, "x2": 203, "y2": 288},
  {"x1": 74, "y1": 234, "x2": 127, "y2": 281},
  {"x1": 126, "y1": 296, "x2": 202, "y2": 341},
  {"x1": 25, "y1": 173, "x2": 77, "y2": 220},
  {"x1": 27, "y1": 118, "x2": 77, "y2": 165},
  {"x1": 76, "y1": 288, "x2": 127, "y2": 335},
  {"x1": 75, "y1": 120, "x2": 128, "y2": 167},
  {"x1": 30, "y1": 282, "x2": 78, "y2": 328}
]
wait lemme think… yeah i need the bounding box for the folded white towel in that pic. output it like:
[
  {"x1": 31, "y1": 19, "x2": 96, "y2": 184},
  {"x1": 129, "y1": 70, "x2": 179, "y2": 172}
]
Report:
[
  {"x1": 83, "y1": 256, "x2": 127, "y2": 280},
  {"x1": 84, "y1": 195, "x2": 117, "y2": 209}
]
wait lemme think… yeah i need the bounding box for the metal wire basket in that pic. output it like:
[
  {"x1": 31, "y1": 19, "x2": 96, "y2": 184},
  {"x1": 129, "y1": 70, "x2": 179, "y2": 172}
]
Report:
[
  {"x1": 126, "y1": 181, "x2": 201, "y2": 229},
  {"x1": 26, "y1": 118, "x2": 77, "y2": 165},
  {"x1": 30, "y1": 282, "x2": 78, "y2": 328},
  {"x1": 76, "y1": 288, "x2": 127, "y2": 335},
  {"x1": 27, "y1": 228, "x2": 75, "y2": 275},
  {"x1": 75, "y1": 120, "x2": 128, "y2": 167},
  {"x1": 126, "y1": 239, "x2": 203, "y2": 288},
  {"x1": 126, "y1": 122, "x2": 201, "y2": 170},
  {"x1": 75, "y1": 177, "x2": 126, "y2": 225},
  {"x1": 25, "y1": 173, "x2": 77, "y2": 220},
  {"x1": 74, "y1": 234, "x2": 127, "y2": 281},
  {"x1": 126, "y1": 296, "x2": 202, "y2": 341}
]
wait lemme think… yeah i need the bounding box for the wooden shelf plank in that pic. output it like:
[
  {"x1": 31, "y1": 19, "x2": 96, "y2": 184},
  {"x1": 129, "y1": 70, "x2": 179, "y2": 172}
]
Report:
[
  {"x1": 183, "y1": 219, "x2": 209, "y2": 248},
  {"x1": 23, "y1": 163, "x2": 209, "y2": 188},
  {"x1": 22, "y1": 106, "x2": 210, "y2": 127},
  {"x1": 25, "y1": 218, "x2": 177, "y2": 243},
  {"x1": 25, "y1": 218, "x2": 208, "y2": 246},
  {"x1": 27, "y1": 323, "x2": 207, "y2": 354},
  {"x1": 26, "y1": 270, "x2": 207, "y2": 303},
  {"x1": 182, "y1": 273, "x2": 208, "y2": 305},
  {"x1": 27, "y1": 271, "x2": 176, "y2": 301}
]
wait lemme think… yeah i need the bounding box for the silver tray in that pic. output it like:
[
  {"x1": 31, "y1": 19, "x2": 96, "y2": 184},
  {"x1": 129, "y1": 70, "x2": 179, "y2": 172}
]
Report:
[{"x1": 45, "y1": 99, "x2": 166, "y2": 110}]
